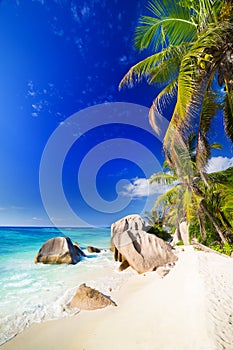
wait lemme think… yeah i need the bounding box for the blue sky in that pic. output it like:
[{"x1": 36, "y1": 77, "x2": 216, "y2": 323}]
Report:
[{"x1": 0, "y1": 0, "x2": 232, "y2": 227}]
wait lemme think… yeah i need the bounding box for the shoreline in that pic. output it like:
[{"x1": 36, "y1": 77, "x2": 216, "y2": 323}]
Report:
[
  {"x1": 0, "y1": 226, "x2": 115, "y2": 346},
  {"x1": 3, "y1": 246, "x2": 232, "y2": 350}
]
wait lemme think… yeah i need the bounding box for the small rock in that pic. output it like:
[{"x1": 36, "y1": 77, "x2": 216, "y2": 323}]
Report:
[
  {"x1": 87, "y1": 246, "x2": 101, "y2": 253},
  {"x1": 156, "y1": 267, "x2": 171, "y2": 278},
  {"x1": 70, "y1": 284, "x2": 117, "y2": 310}
]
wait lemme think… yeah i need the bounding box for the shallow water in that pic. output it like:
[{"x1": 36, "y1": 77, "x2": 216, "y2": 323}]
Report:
[{"x1": 0, "y1": 226, "x2": 132, "y2": 345}]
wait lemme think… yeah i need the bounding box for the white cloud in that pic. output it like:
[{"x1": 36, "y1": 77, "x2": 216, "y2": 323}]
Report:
[
  {"x1": 71, "y1": 3, "x2": 80, "y2": 22},
  {"x1": 121, "y1": 178, "x2": 171, "y2": 198},
  {"x1": 206, "y1": 156, "x2": 233, "y2": 173},
  {"x1": 32, "y1": 217, "x2": 43, "y2": 221},
  {"x1": 81, "y1": 4, "x2": 90, "y2": 18},
  {"x1": 119, "y1": 55, "x2": 127, "y2": 65}
]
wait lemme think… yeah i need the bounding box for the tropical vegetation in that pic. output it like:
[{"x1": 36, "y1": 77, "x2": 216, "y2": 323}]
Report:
[{"x1": 120, "y1": 0, "x2": 233, "y2": 252}]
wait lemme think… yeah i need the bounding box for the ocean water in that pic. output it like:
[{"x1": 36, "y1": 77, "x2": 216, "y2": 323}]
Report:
[{"x1": 0, "y1": 226, "x2": 134, "y2": 345}]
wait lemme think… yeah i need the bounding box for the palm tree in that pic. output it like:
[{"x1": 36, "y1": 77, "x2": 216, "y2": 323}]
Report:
[
  {"x1": 150, "y1": 165, "x2": 230, "y2": 243},
  {"x1": 149, "y1": 171, "x2": 191, "y2": 235},
  {"x1": 119, "y1": 0, "x2": 233, "y2": 157},
  {"x1": 149, "y1": 85, "x2": 229, "y2": 243},
  {"x1": 119, "y1": 0, "x2": 233, "y2": 243}
]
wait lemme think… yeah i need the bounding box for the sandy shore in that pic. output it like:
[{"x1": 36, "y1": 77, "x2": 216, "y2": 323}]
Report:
[{"x1": 2, "y1": 246, "x2": 233, "y2": 350}]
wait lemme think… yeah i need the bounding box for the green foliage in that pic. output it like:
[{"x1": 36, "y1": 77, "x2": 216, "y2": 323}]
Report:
[
  {"x1": 121, "y1": 0, "x2": 233, "y2": 245},
  {"x1": 175, "y1": 240, "x2": 184, "y2": 246},
  {"x1": 206, "y1": 167, "x2": 233, "y2": 232},
  {"x1": 120, "y1": 0, "x2": 233, "y2": 152},
  {"x1": 210, "y1": 242, "x2": 233, "y2": 256},
  {"x1": 147, "y1": 224, "x2": 173, "y2": 242},
  {"x1": 134, "y1": 0, "x2": 197, "y2": 52},
  {"x1": 208, "y1": 166, "x2": 233, "y2": 186},
  {"x1": 189, "y1": 222, "x2": 202, "y2": 241},
  {"x1": 201, "y1": 229, "x2": 221, "y2": 246}
]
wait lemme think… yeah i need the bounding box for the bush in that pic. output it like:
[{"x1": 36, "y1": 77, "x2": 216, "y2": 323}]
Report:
[
  {"x1": 175, "y1": 240, "x2": 184, "y2": 246},
  {"x1": 147, "y1": 224, "x2": 173, "y2": 242},
  {"x1": 210, "y1": 242, "x2": 233, "y2": 256}
]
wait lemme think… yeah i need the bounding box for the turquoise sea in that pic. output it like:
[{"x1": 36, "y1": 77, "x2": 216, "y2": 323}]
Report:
[{"x1": 0, "y1": 226, "x2": 133, "y2": 345}]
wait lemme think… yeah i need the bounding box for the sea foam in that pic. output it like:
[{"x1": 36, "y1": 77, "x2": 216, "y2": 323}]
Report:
[{"x1": 0, "y1": 227, "x2": 134, "y2": 345}]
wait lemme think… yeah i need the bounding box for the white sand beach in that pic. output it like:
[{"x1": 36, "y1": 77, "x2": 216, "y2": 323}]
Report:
[{"x1": 2, "y1": 246, "x2": 233, "y2": 350}]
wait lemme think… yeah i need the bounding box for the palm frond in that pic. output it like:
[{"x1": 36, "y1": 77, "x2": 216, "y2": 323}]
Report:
[
  {"x1": 210, "y1": 142, "x2": 222, "y2": 150},
  {"x1": 199, "y1": 90, "x2": 219, "y2": 133},
  {"x1": 119, "y1": 45, "x2": 184, "y2": 89},
  {"x1": 150, "y1": 171, "x2": 177, "y2": 185},
  {"x1": 179, "y1": 0, "x2": 221, "y2": 24},
  {"x1": 149, "y1": 78, "x2": 177, "y2": 136},
  {"x1": 207, "y1": 167, "x2": 233, "y2": 187},
  {"x1": 154, "y1": 184, "x2": 179, "y2": 208},
  {"x1": 196, "y1": 90, "x2": 220, "y2": 170},
  {"x1": 175, "y1": 52, "x2": 202, "y2": 126},
  {"x1": 135, "y1": 0, "x2": 197, "y2": 52},
  {"x1": 197, "y1": 0, "x2": 221, "y2": 27},
  {"x1": 163, "y1": 119, "x2": 195, "y2": 178},
  {"x1": 135, "y1": 0, "x2": 197, "y2": 51},
  {"x1": 148, "y1": 57, "x2": 179, "y2": 84},
  {"x1": 163, "y1": 22, "x2": 232, "y2": 156}
]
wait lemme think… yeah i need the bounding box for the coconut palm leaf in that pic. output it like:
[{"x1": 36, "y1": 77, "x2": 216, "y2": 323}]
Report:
[
  {"x1": 163, "y1": 22, "x2": 233, "y2": 159},
  {"x1": 196, "y1": 90, "x2": 220, "y2": 170},
  {"x1": 119, "y1": 45, "x2": 186, "y2": 89},
  {"x1": 196, "y1": 0, "x2": 221, "y2": 27},
  {"x1": 208, "y1": 166, "x2": 233, "y2": 182},
  {"x1": 149, "y1": 78, "x2": 178, "y2": 135},
  {"x1": 150, "y1": 171, "x2": 177, "y2": 185},
  {"x1": 163, "y1": 122, "x2": 196, "y2": 178},
  {"x1": 148, "y1": 58, "x2": 179, "y2": 84},
  {"x1": 199, "y1": 90, "x2": 219, "y2": 133},
  {"x1": 154, "y1": 184, "x2": 180, "y2": 209},
  {"x1": 161, "y1": 51, "x2": 201, "y2": 138},
  {"x1": 120, "y1": 0, "x2": 232, "y2": 243},
  {"x1": 135, "y1": 0, "x2": 197, "y2": 51}
]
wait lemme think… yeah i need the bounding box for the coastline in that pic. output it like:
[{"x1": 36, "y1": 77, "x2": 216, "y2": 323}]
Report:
[{"x1": 2, "y1": 246, "x2": 232, "y2": 350}]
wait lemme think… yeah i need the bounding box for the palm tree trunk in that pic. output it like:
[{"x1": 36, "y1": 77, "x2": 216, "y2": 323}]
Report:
[
  {"x1": 176, "y1": 222, "x2": 182, "y2": 241},
  {"x1": 199, "y1": 200, "x2": 227, "y2": 243},
  {"x1": 197, "y1": 211, "x2": 206, "y2": 240},
  {"x1": 217, "y1": 209, "x2": 233, "y2": 229},
  {"x1": 200, "y1": 170, "x2": 210, "y2": 189}
]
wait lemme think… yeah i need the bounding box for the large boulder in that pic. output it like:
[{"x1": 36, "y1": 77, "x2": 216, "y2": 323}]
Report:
[
  {"x1": 34, "y1": 237, "x2": 85, "y2": 264},
  {"x1": 111, "y1": 214, "x2": 178, "y2": 274},
  {"x1": 70, "y1": 283, "x2": 117, "y2": 310}
]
